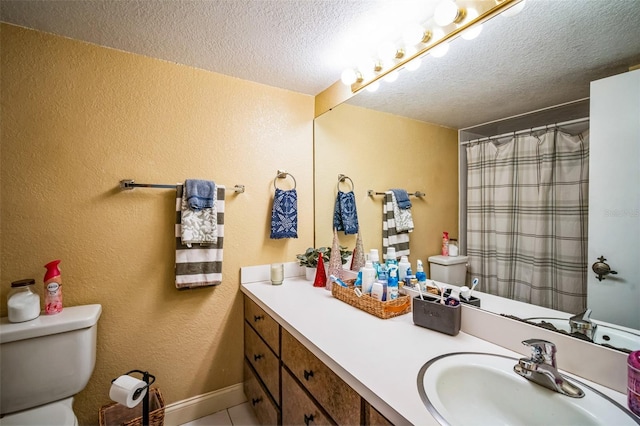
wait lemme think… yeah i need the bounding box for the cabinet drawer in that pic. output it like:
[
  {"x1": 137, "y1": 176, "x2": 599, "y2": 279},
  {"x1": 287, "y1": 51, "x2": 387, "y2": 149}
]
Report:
[
  {"x1": 282, "y1": 368, "x2": 332, "y2": 426},
  {"x1": 245, "y1": 296, "x2": 280, "y2": 355},
  {"x1": 245, "y1": 322, "x2": 280, "y2": 404},
  {"x1": 244, "y1": 360, "x2": 279, "y2": 426},
  {"x1": 281, "y1": 329, "x2": 360, "y2": 425}
]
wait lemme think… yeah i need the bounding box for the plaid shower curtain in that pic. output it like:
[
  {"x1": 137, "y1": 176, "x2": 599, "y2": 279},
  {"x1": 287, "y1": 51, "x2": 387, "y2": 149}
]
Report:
[{"x1": 466, "y1": 129, "x2": 589, "y2": 313}]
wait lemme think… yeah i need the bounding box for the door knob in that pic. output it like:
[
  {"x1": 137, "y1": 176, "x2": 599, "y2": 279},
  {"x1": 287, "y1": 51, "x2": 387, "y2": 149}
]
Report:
[{"x1": 592, "y1": 256, "x2": 618, "y2": 281}]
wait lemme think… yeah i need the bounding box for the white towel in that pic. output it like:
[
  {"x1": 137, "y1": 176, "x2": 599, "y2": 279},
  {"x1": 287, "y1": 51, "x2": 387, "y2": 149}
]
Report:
[
  {"x1": 383, "y1": 191, "x2": 410, "y2": 259},
  {"x1": 175, "y1": 185, "x2": 225, "y2": 289},
  {"x1": 180, "y1": 183, "x2": 218, "y2": 247},
  {"x1": 391, "y1": 191, "x2": 414, "y2": 233}
]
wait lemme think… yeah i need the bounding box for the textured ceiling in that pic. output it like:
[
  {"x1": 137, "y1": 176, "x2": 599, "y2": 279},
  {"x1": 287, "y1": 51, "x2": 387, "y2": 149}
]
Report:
[{"x1": 2, "y1": 0, "x2": 640, "y2": 129}]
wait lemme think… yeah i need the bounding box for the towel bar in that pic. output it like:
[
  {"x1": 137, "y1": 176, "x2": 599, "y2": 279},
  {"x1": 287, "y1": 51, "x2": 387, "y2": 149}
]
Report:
[
  {"x1": 120, "y1": 179, "x2": 245, "y2": 193},
  {"x1": 368, "y1": 190, "x2": 425, "y2": 198}
]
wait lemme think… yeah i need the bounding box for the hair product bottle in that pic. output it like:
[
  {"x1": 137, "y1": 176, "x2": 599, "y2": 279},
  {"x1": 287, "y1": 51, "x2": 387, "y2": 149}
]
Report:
[{"x1": 44, "y1": 260, "x2": 63, "y2": 315}]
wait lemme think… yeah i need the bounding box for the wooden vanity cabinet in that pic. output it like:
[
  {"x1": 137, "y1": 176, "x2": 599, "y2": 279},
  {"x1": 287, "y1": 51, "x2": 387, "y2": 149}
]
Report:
[{"x1": 243, "y1": 295, "x2": 394, "y2": 425}]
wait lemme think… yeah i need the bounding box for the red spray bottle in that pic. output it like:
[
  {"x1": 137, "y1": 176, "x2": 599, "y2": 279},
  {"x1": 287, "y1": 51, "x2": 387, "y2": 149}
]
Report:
[{"x1": 44, "y1": 260, "x2": 63, "y2": 315}]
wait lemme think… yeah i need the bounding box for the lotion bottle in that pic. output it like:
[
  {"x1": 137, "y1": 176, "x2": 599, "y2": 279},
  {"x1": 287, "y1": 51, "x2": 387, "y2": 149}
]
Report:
[
  {"x1": 44, "y1": 260, "x2": 63, "y2": 315},
  {"x1": 398, "y1": 256, "x2": 411, "y2": 281},
  {"x1": 361, "y1": 260, "x2": 376, "y2": 295},
  {"x1": 416, "y1": 259, "x2": 427, "y2": 291}
]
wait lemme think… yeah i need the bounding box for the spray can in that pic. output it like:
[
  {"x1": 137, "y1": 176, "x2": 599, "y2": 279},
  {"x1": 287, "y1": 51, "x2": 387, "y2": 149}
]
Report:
[{"x1": 44, "y1": 260, "x2": 63, "y2": 315}]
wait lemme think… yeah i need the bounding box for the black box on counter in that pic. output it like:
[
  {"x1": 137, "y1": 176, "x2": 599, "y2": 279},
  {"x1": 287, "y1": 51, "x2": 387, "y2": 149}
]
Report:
[
  {"x1": 460, "y1": 295, "x2": 481, "y2": 307},
  {"x1": 412, "y1": 295, "x2": 461, "y2": 336}
]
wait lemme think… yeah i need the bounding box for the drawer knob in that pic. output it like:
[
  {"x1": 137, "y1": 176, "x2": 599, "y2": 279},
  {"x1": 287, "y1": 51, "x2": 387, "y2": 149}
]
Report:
[
  {"x1": 254, "y1": 315, "x2": 264, "y2": 322},
  {"x1": 252, "y1": 397, "x2": 262, "y2": 406},
  {"x1": 254, "y1": 354, "x2": 264, "y2": 361},
  {"x1": 304, "y1": 413, "x2": 315, "y2": 425},
  {"x1": 303, "y1": 369, "x2": 314, "y2": 381}
]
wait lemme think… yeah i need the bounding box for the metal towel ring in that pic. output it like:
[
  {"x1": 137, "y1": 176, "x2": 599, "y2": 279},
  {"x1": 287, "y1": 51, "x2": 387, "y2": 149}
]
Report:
[
  {"x1": 336, "y1": 174, "x2": 354, "y2": 192},
  {"x1": 274, "y1": 170, "x2": 296, "y2": 190}
]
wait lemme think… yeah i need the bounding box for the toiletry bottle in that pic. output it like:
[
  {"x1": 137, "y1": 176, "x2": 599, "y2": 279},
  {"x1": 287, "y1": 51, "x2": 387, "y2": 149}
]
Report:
[
  {"x1": 7, "y1": 278, "x2": 40, "y2": 323},
  {"x1": 387, "y1": 265, "x2": 399, "y2": 301},
  {"x1": 398, "y1": 256, "x2": 411, "y2": 281},
  {"x1": 44, "y1": 260, "x2": 63, "y2": 315},
  {"x1": 442, "y1": 232, "x2": 450, "y2": 256},
  {"x1": 449, "y1": 239, "x2": 459, "y2": 257},
  {"x1": 369, "y1": 249, "x2": 381, "y2": 278},
  {"x1": 361, "y1": 260, "x2": 376, "y2": 294},
  {"x1": 385, "y1": 247, "x2": 398, "y2": 268},
  {"x1": 377, "y1": 266, "x2": 388, "y2": 301},
  {"x1": 416, "y1": 259, "x2": 427, "y2": 291}
]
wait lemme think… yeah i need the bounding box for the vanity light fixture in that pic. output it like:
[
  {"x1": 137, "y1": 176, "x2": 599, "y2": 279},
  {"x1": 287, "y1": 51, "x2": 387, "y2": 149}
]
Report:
[{"x1": 341, "y1": 0, "x2": 523, "y2": 94}]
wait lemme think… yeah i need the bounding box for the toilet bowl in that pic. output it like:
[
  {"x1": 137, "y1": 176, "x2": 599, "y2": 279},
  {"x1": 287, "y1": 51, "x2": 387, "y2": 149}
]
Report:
[
  {"x1": 0, "y1": 304, "x2": 102, "y2": 424},
  {"x1": 0, "y1": 397, "x2": 77, "y2": 426}
]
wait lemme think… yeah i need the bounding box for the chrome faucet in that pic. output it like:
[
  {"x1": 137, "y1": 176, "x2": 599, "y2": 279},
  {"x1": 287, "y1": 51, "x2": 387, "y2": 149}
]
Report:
[
  {"x1": 569, "y1": 309, "x2": 597, "y2": 340},
  {"x1": 514, "y1": 339, "x2": 585, "y2": 398}
]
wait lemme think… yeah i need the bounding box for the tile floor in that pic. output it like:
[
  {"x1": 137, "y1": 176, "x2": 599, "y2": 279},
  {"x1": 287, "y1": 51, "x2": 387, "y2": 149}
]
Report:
[{"x1": 180, "y1": 402, "x2": 259, "y2": 426}]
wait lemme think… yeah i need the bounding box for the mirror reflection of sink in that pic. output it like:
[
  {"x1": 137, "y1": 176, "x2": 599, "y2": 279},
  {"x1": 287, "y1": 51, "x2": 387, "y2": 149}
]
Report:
[
  {"x1": 525, "y1": 317, "x2": 640, "y2": 351},
  {"x1": 417, "y1": 352, "x2": 639, "y2": 426}
]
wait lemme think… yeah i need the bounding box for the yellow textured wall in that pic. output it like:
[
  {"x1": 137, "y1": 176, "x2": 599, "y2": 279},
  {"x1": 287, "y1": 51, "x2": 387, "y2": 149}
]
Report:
[
  {"x1": 314, "y1": 103, "x2": 459, "y2": 269},
  {"x1": 0, "y1": 24, "x2": 313, "y2": 425}
]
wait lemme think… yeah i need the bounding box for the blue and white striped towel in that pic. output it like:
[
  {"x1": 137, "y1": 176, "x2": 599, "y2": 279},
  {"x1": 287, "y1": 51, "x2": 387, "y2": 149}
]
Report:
[{"x1": 175, "y1": 184, "x2": 225, "y2": 289}]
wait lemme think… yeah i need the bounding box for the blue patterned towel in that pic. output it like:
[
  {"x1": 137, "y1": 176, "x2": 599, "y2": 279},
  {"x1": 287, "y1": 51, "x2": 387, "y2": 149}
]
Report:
[
  {"x1": 333, "y1": 191, "x2": 359, "y2": 235},
  {"x1": 391, "y1": 189, "x2": 411, "y2": 209},
  {"x1": 185, "y1": 179, "x2": 215, "y2": 210},
  {"x1": 270, "y1": 188, "x2": 298, "y2": 239}
]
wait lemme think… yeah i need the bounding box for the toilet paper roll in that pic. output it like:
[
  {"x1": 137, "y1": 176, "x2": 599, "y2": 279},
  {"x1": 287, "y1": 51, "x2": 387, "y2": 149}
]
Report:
[{"x1": 109, "y1": 375, "x2": 147, "y2": 408}]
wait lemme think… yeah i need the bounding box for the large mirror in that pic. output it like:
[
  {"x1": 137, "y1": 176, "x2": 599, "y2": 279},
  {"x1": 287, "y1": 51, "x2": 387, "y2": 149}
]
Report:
[{"x1": 314, "y1": 0, "x2": 640, "y2": 351}]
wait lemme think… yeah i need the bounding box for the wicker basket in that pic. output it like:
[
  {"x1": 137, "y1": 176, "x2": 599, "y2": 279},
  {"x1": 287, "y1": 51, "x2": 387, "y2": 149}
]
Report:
[
  {"x1": 331, "y1": 282, "x2": 411, "y2": 319},
  {"x1": 99, "y1": 387, "x2": 165, "y2": 426}
]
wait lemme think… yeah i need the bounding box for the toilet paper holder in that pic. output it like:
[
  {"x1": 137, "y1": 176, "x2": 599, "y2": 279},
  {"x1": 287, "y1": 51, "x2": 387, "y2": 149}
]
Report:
[{"x1": 111, "y1": 369, "x2": 156, "y2": 426}]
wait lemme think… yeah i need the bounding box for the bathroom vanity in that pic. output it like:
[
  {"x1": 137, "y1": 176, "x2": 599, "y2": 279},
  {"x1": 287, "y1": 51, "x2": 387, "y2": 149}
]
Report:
[{"x1": 240, "y1": 267, "x2": 631, "y2": 425}]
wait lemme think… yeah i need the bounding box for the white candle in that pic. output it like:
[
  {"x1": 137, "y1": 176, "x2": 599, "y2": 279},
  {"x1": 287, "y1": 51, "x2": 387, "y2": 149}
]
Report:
[{"x1": 270, "y1": 263, "x2": 284, "y2": 285}]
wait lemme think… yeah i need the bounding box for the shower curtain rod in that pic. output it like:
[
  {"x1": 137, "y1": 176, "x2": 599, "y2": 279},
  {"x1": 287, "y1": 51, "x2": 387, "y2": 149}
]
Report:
[{"x1": 461, "y1": 117, "x2": 589, "y2": 146}]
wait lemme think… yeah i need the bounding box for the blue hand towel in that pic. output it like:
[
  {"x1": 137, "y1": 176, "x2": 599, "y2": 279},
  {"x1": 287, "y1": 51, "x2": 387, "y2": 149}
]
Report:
[
  {"x1": 185, "y1": 179, "x2": 215, "y2": 210},
  {"x1": 333, "y1": 191, "x2": 359, "y2": 235},
  {"x1": 270, "y1": 188, "x2": 298, "y2": 239},
  {"x1": 391, "y1": 188, "x2": 412, "y2": 209}
]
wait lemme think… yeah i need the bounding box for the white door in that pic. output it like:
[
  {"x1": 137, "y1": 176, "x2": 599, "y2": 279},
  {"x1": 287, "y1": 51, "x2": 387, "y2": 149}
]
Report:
[{"x1": 588, "y1": 69, "x2": 640, "y2": 330}]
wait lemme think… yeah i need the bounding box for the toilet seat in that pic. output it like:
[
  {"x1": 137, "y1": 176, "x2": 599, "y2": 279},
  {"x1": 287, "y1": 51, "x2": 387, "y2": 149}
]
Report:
[{"x1": 1, "y1": 397, "x2": 77, "y2": 426}]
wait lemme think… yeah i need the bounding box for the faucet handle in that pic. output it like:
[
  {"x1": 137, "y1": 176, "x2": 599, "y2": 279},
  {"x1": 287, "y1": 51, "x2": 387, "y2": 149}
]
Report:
[{"x1": 522, "y1": 339, "x2": 557, "y2": 367}]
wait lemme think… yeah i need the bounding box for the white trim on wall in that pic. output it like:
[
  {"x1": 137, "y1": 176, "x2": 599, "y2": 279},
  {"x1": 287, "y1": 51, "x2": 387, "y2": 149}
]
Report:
[{"x1": 163, "y1": 383, "x2": 247, "y2": 426}]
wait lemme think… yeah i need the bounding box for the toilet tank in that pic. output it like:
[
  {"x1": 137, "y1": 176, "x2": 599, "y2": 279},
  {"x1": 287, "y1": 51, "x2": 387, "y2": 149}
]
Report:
[
  {"x1": 0, "y1": 304, "x2": 102, "y2": 415},
  {"x1": 428, "y1": 255, "x2": 469, "y2": 286}
]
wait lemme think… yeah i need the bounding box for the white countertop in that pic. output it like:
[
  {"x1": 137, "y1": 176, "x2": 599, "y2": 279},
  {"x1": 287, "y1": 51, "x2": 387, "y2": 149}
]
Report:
[{"x1": 241, "y1": 274, "x2": 629, "y2": 425}]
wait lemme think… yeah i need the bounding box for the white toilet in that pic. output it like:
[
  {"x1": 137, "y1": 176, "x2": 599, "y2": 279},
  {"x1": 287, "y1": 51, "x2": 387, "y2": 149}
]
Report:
[
  {"x1": 0, "y1": 304, "x2": 102, "y2": 425},
  {"x1": 428, "y1": 255, "x2": 469, "y2": 286}
]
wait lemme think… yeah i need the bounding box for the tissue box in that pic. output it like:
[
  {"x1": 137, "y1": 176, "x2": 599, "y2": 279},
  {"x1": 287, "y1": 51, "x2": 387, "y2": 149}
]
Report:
[{"x1": 412, "y1": 296, "x2": 461, "y2": 336}]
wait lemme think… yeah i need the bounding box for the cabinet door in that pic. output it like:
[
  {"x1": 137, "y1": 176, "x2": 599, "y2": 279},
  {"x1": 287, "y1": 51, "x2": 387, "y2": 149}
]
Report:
[
  {"x1": 244, "y1": 322, "x2": 280, "y2": 404},
  {"x1": 245, "y1": 296, "x2": 280, "y2": 355},
  {"x1": 282, "y1": 368, "x2": 332, "y2": 426},
  {"x1": 588, "y1": 69, "x2": 640, "y2": 329},
  {"x1": 281, "y1": 329, "x2": 361, "y2": 425},
  {"x1": 244, "y1": 360, "x2": 279, "y2": 426}
]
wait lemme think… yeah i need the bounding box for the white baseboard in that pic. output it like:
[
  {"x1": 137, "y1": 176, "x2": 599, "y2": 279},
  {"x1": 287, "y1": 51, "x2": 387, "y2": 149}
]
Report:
[{"x1": 163, "y1": 383, "x2": 247, "y2": 426}]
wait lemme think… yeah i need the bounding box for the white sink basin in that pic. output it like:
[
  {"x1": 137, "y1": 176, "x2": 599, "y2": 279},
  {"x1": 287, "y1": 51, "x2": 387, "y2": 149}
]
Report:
[{"x1": 418, "y1": 352, "x2": 639, "y2": 426}]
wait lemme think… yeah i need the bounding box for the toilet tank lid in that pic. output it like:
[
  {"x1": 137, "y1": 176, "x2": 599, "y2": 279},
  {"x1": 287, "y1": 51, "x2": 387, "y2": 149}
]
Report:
[
  {"x1": 428, "y1": 255, "x2": 469, "y2": 266},
  {"x1": 0, "y1": 304, "x2": 102, "y2": 344}
]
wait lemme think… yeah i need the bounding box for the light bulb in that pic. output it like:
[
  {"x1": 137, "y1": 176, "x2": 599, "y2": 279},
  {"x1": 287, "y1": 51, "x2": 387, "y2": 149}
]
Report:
[
  {"x1": 405, "y1": 57, "x2": 421, "y2": 71},
  {"x1": 431, "y1": 42, "x2": 449, "y2": 58},
  {"x1": 461, "y1": 8, "x2": 483, "y2": 40},
  {"x1": 501, "y1": 0, "x2": 526, "y2": 18},
  {"x1": 378, "y1": 42, "x2": 397, "y2": 61},
  {"x1": 384, "y1": 71, "x2": 399, "y2": 83},
  {"x1": 341, "y1": 69, "x2": 358, "y2": 85},
  {"x1": 357, "y1": 58, "x2": 375, "y2": 80},
  {"x1": 366, "y1": 81, "x2": 380, "y2": 92},
  {"x1": 402, "y1": 24, "x2": 425, "y2": 46},
  {"x1": 434, "y1": 0, "x2": 459, "y2": 27}
]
